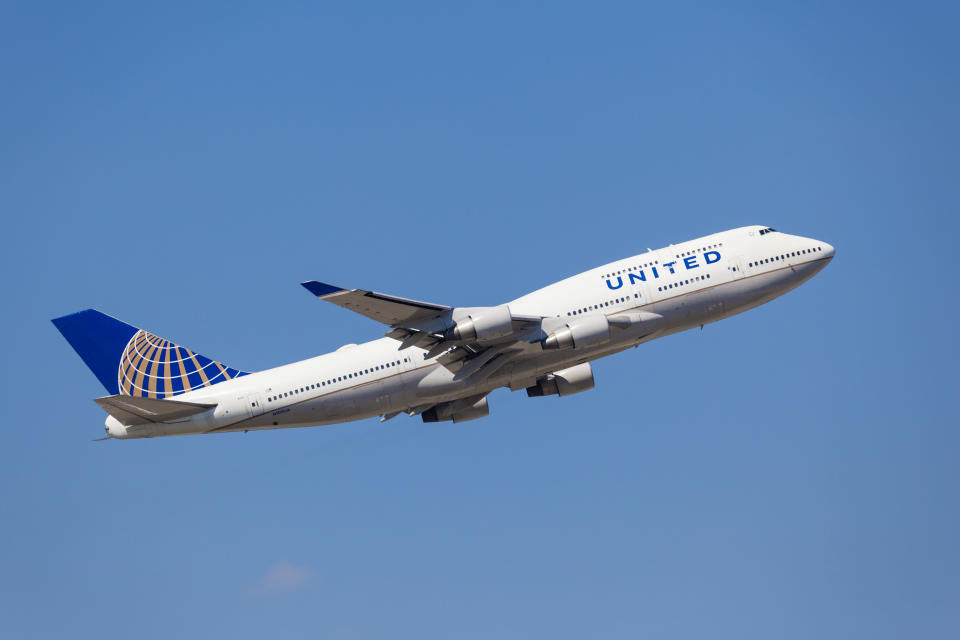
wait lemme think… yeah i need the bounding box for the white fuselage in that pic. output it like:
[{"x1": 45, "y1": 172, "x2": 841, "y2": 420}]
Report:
[{"x1": 105, "y1": 225, "x2": 834, "y2": 438}]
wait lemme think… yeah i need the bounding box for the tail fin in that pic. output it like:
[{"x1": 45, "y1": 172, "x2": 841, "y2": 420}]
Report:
[{"x1": 52, "y1": 309, "x2": 249, "y2": 398}]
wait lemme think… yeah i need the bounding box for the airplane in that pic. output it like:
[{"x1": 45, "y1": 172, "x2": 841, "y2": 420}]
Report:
[{"x1": 53, "y1": 225, "x2": 834, "y2": 439}]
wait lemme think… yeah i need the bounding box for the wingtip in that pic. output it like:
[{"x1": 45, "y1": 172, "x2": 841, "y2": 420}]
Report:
[{"x1": 301, "y1": 281, "x2": 346, "y2": 297}]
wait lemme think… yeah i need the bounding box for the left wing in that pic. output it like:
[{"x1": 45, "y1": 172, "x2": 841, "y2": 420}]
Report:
[
  {"x1": 301, "y1": 280, "x2": 662, "y2": 389},
  {"x1": 301, "y1": 281, "x2": 450, "y2": 330},
  {"x1": 301, "y1": 280, "x2": 542, "y2": 377}
]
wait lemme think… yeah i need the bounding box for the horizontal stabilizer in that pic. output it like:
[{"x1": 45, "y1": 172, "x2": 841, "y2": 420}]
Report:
[{"x1": 94, "y1": 394, "x2": 216, "y2": 426}]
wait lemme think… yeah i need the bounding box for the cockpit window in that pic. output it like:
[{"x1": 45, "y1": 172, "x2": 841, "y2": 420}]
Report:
[{"x1": 759, "y1": 227, "x2": 777, "y2": 235}]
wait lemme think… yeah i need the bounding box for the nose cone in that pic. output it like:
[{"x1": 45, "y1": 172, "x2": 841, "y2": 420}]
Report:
[{"x1": 822, "y1": 242, "x2": 836, "y2": 260}]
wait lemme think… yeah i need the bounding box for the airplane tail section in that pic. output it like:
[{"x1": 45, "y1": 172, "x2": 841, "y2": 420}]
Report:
[
  {"x1": 52, "y1": 309, "x2": 249, "y2": 399},
  {"x1": 95, "y1": 394, "x2": 216, "y2": 426}
]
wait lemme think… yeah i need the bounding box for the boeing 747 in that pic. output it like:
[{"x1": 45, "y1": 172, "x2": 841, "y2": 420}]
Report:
[{"x1": 53, "y1": 226, "x2": 834, "y2": 439}]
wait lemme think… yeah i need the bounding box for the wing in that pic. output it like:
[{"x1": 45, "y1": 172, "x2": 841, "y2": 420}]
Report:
[
  {"x1": 301, "y1": 281, "x2": 450, "y2": 330},
  {"x1": 300, "y1": 280, "x2": 662, "y2": 391},
  {"x1": 95, "y1": 394, "x2": 216, "y2": 426},
  {"x1": 301, "y1": 280, "x2": 543, "y2": 380}
]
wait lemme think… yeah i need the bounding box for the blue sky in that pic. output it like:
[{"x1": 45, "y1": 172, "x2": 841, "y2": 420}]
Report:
[{"x1": 2, "y1": 2, "x2": 958, "y2": 638}]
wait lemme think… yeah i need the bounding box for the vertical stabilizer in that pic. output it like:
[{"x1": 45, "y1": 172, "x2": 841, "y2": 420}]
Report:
[{"x1": 52, "y1": 309, "x2": 249, "y2": 398}]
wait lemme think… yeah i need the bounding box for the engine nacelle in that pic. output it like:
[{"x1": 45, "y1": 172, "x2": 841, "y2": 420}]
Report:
[
  {"x1": 447, "y1": 305, "x2": 514, "y2": 343},
  {"x1": 526, "y1": 363, "x2": 595, "y2": 397},
  {"x1": 541, "y1": 315, "x2": 610, "y2": 350},
  {"x1": 422, "y1": 396, "x2": 490, "y2": 423}
]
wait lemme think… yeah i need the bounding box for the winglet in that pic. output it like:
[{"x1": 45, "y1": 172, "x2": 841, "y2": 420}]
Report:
[{"x1": 301, "y1": 281, "x2": 346, "y2": 297}]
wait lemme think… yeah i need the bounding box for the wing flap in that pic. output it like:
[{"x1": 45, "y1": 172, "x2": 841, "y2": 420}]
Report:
[{"x1": 94, "y1": 394, "x2": 216, "y2": 426}]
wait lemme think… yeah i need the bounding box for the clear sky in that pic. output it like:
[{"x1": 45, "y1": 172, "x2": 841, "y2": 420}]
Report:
[{"x1": 2, "y1": 2, "x2": 957, "y2": 638}]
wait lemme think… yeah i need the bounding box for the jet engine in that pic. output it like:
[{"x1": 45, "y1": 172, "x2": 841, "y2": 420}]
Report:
[
  {"x1": 525, "y1": 363, "x2": 595, "y2": 397},
  {"x1": 422, "y1": 396, "x2": 490, "y2": 423},
  {"x1": 541, "y1": 315, "x2": 610, "y2": 350},
  {"x1": 445, "y1": 305, "x2": 514, "y2": 343}
]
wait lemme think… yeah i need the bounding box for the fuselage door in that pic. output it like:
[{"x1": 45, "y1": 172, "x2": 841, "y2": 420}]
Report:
[
  {"x1": 372, "y1": 380, "x2": 392, "y2": 413},
  {"x1": 729, "y1": 255, "x2": 747, "y2": 280},
  {"x1": 244, "y1": 392, "x2": 265, "y2": 419}
]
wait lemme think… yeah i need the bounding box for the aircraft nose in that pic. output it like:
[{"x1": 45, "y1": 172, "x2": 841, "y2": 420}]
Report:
[{"x1": 822, "y1": 242, "x2": 835, "y2": 260}]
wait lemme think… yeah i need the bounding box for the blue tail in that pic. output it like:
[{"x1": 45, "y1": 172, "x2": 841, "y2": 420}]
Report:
[{"x1": 52, "y1": 309, "x2": 249, "y2": 398}]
